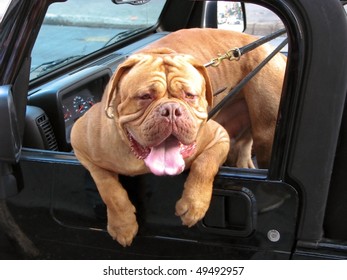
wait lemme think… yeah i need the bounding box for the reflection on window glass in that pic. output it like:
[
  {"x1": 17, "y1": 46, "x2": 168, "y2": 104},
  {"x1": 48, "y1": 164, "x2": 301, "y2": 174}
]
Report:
[{"x1": 30, "y1": 0, "x2": 166, "y2": 80}]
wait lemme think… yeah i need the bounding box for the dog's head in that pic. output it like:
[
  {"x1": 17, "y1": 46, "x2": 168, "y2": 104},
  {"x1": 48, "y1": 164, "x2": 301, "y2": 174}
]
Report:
[{"x1": 104, "y1": 49, "x2": 213, "y2": 176}]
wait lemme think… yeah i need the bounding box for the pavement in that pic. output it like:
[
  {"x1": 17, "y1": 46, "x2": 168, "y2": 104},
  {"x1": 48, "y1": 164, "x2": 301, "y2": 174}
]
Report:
[
  {"x1": 44, "y1": 0, "x2": 164, "y2": 28},
  {"x1": 29, "y1": 1, "x2": 286, "y2": 72},
  {"x1": 2, "y1": 1, "x2": 284, "y2": 35},
  {"x1": 43, "y1": 0, "x2": 284, "y2": 35}
]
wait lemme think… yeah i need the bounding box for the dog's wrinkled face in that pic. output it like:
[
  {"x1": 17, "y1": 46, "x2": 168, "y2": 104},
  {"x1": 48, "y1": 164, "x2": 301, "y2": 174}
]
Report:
[{"x1": 105, "y1": 52, "x2": 212, "y2": 176}]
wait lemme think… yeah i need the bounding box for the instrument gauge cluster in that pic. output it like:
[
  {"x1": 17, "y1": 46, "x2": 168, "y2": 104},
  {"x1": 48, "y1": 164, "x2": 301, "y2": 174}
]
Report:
[
  {"x1": 72, "y1": 95, "x2": 96, "y2": 116},
  {"x1": 62, "y1": 90, "x2": 97, "y2": 124},
  {"x1": 57, "y1": 69, "x2": 111, "y2": 150},
  {"x1": 60, "y1": 80, "x2": 106, "y2": 146}
]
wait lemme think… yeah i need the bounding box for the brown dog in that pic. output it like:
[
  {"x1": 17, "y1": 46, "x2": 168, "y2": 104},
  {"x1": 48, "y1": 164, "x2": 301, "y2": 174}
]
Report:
[
  {"x1": 146, "y1": 28, "x2": 286, "y2": 168},
  {"x1": 71, "y1": 28, "x2": 285, "y2": 247}
]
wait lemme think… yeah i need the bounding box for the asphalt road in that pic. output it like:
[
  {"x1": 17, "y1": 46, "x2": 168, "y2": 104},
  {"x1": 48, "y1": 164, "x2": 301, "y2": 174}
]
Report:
[
  {"x1": 45, "y1": 0, "x2": 164, "y2": 28},
  {"x1": 30, "y1": 1, "x2": 285, "y2": 77},
  {"x1": 31, "y1": 25, "x2": 121, "y2": 69},
  {"x1": 30, "y1": 0, "x2": 164, "y2": 76}
]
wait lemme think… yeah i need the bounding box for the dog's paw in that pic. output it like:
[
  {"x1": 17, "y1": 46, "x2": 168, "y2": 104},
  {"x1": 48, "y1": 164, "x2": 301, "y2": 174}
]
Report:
[
  {"x1": 107, "y1": 205, "x2": 138, "y2": 247},
  {"x1": 107, "y1": 219, "x2": 139, "y2": 247},
  {"x1": 175, "y1": 197, "x2": 209, "y2": 227}
]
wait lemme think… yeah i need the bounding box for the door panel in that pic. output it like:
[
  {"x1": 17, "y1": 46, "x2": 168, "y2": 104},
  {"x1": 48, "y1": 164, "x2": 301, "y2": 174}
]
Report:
[{"x1": 13, "y1": 150, "x2": 298, "y2": 259}]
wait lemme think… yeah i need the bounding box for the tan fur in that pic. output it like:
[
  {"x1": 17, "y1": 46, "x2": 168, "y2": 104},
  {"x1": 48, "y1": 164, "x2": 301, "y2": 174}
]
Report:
[
  {"x1": 71, "y1": 28, "x2": 285, "y2": 247},
  {"x1": 145, "y1": 28, "x2": 286, "y2": 167}
]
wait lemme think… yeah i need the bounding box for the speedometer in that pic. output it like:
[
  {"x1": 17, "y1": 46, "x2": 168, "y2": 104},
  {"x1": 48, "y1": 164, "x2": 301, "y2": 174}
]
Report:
[
  {"x1": 73, "y1": 95, "x2": 95, "y2": 115},
  {"x1": 73, "y1": 96, "x2": 88, "y2": 114}
]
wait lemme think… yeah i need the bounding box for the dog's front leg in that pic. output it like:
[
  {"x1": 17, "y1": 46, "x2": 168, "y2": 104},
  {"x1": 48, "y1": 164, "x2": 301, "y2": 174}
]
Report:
[
  {"x1": 175, "y1": 125, "x2": 230, "y2": 227},
  {"x1": 86, "y1": 163, "x2": 138, "y2": 247}
]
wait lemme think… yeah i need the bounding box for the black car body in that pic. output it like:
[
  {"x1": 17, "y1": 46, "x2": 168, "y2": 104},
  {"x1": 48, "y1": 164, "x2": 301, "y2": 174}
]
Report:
[{"x1": 1, "y1": 0, "x2": 347, "y2": 260}]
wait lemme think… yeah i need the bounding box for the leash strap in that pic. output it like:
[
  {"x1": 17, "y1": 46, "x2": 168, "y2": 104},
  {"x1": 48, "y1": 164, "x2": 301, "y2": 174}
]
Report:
[
  {"x1": 238, "y1": 28, "x2": 287, "y2": 56},
  {"x1": 208, "y1": 37, "x2": 288, "y2": 120},
  {"x1": 204, "y1": 28, "x2": 287, "y2": 68}
]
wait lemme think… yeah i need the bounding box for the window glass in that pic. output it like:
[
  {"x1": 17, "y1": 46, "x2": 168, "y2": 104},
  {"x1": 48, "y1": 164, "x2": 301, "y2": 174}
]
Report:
[{"x1": 30, "y1": 0, "x2": 166, "y2": 80}]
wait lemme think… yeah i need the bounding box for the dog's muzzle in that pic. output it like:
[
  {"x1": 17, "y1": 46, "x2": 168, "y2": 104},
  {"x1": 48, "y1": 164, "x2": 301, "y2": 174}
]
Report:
[{"x1": 127, "y1": 102, "x2": 198, "y2": 176}]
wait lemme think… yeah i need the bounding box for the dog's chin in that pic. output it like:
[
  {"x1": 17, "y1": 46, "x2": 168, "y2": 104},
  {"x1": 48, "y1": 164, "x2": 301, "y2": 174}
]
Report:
[{"x1": 127, "y1": 131, "x2": 196, "y2": 176}]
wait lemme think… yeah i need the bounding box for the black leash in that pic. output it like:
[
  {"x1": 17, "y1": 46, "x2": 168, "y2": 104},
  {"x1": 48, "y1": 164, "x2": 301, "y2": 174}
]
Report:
[
  {"x1": 238, "y1": 28, "x2": 287, "y2": 57},
  {"x1": 204, "y1": 28, "x2": 287, "y2": 68},
  {"x1": 208, "y1": 37, "x2": 288, "y2": 120}
]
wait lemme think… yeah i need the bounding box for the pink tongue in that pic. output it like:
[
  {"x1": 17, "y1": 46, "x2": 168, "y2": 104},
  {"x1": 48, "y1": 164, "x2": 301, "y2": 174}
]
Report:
[{"x1": 144, "y1": 137, "x2": 185, "y2": 176}]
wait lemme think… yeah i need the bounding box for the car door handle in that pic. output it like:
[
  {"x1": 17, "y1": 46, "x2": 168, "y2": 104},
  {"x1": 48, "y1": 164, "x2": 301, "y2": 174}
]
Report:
[{"x1": 200, "y1": 186, "x2": 257, "y2": 237}]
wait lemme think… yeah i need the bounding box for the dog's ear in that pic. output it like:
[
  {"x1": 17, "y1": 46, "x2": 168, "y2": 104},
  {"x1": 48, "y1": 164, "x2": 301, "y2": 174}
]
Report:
[
  {"x1": 104, "y1": 54, "x2": 144, "y2": 119},
  {"x1": 192, "y1": 63, "x2": 213, "y2": 107},
  {"x1": 183, "y1": 56, "x2": 213, "y2": 107}
]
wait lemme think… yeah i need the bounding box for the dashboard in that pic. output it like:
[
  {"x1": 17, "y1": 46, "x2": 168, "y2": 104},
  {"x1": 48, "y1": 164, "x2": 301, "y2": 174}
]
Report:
[
  {"x1": 60, "y1": 76, "x2": 107, "y2": 145},
  {"x1": 27, "y1": 66, "x2": 112, "y2": 151}
]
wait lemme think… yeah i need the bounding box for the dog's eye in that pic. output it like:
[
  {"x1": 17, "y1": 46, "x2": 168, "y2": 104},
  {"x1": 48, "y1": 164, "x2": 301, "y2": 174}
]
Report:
[
  {"x1": 185, "y1": 92, "x2": 196, "y2": 100},
  {"x1": 139, "y1": 93, "x2": 152, "y2": 100}
]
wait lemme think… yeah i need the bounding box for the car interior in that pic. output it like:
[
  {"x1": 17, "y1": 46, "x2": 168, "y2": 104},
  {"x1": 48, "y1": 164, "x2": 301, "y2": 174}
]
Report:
[
  {"x1": 15, "y1": 1, "x2": 295, "y2": 258},
  {"x1": 1, "y1": 0, "x2": 347, "y2": 259}
]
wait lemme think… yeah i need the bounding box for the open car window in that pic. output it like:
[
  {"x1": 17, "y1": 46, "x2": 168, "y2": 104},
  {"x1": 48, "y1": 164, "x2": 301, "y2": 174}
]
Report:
[
  {"x1": 30, "y1": 0, "x2": 166, "y2": 80},
  {"x1": 27, "y1": 0, "x2": 288, "y2": 174}
]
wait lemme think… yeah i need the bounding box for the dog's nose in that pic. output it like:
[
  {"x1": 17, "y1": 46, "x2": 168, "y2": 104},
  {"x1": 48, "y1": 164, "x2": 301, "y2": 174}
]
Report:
[{"x1": 160, "y1": 103, "x2": 182, "y2": 119}]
